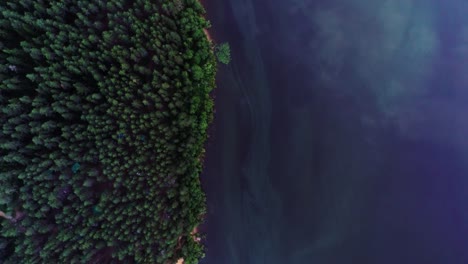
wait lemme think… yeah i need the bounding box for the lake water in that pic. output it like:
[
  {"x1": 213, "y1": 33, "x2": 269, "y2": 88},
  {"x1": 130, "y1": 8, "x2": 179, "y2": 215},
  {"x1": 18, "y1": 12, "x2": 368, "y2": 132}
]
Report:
[{"x1": 200, "y1": 0, "x2": 468, "y2": 263}]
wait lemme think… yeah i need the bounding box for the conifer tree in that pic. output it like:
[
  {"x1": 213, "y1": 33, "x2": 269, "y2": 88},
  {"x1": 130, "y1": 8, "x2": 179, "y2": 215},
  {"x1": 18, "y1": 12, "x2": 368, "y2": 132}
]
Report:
[{"x1": 0, "y1": 0, "x2": 215, "y2": 263}]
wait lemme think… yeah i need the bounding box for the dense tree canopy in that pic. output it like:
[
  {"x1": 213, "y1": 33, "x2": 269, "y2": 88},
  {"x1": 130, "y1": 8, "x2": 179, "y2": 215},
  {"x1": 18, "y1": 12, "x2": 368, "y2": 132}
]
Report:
[
  {"x1": 215, "y1": 42, "x2": 231, "y2": 65},
  {"x1": 0, "y1": 0, "x2": 216, "y2": 263}
]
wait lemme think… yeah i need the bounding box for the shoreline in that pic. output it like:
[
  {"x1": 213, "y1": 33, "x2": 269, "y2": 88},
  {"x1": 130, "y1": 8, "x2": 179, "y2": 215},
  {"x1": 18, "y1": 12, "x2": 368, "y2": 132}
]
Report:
[
  {"x1": 200, "y1": 0, "x2": 215, "y2": 43},
  {"x1": 204, "y1": 28, "x2": 213, "y2": 42},
  {"x1": 176, "y1": 1, "x2": 213, "y2": 263}
]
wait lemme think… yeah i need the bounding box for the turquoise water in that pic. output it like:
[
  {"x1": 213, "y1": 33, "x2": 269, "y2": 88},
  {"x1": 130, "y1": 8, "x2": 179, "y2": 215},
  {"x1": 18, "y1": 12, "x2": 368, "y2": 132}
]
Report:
[{"x1": 201, "y1": 0, "x2": 468, "y2": 263}]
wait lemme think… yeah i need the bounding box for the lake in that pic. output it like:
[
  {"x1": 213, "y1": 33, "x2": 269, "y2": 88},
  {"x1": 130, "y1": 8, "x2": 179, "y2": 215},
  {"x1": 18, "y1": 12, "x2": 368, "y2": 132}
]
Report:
[{"x1": 201, "y1": 0, "x2": 468, "y2": 263}]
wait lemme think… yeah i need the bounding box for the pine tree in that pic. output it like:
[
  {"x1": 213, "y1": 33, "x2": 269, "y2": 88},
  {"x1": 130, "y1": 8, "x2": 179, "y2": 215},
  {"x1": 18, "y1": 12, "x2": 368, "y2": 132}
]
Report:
[{"x1": 0, "y1": 0, "x2": 215, "y2": 263}]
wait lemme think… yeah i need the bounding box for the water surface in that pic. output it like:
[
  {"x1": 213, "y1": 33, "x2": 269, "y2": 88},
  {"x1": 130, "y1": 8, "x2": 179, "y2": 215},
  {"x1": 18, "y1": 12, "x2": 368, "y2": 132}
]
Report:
[{"x1": 201, "y1": 1, "x2": 468, "y2": 263}]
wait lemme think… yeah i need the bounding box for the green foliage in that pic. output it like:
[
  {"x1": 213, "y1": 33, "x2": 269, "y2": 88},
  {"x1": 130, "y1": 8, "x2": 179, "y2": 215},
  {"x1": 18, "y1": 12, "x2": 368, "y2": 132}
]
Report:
[
  {"x1": 0, "y1": 0, "x2": 216, "y2": 263},
  {"x1": 215, "y1": 42, "x2": 231, "y2": 64}
]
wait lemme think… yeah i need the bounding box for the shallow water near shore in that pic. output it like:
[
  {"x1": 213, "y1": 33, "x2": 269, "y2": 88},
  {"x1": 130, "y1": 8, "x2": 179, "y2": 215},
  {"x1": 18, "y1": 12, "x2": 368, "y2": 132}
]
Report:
[{"x1": 201, "y1": 0, "x2": 468, "y2": 263}]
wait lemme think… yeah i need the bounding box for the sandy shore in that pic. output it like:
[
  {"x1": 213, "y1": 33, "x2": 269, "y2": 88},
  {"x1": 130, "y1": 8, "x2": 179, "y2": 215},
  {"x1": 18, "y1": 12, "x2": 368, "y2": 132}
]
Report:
[{"x1": 204, "y1": 28, "x2": 213, "y2": 42}]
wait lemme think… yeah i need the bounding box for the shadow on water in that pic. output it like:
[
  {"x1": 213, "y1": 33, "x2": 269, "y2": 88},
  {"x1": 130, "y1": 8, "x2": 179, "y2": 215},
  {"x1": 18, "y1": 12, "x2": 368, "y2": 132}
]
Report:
[{"x1": 201, "y1": 0, "x2": 468, "y2": 263}]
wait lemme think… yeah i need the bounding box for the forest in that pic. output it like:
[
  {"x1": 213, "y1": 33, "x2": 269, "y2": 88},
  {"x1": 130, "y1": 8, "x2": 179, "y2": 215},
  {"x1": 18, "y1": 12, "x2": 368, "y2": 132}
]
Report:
[{"x1": 0, "y1": 0, "x2": 216, "y2": 263}]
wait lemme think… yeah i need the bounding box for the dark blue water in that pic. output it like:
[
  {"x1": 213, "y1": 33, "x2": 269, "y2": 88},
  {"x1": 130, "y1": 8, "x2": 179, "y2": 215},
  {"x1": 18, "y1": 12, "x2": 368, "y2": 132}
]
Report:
[{"x1": 201, "y1": 0, "x2": 468, "y2": 263}]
